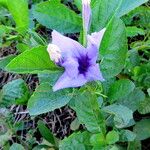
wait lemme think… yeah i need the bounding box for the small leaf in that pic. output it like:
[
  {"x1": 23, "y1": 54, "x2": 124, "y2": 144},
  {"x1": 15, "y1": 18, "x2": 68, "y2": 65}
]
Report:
[
  {"x1": 90, "y1": 133, "x2": 106, "y2": 147},
  {"x1": 103, "y1": 104, "x2": 133, "y2": 128},
  {"x1": 37, "y1": 120, "x2": 56, "y2": 145},
  {"x1": 108, "y1": 79, "x2": 135, "y2": 103},
  {"x1": 138, "y1": 98, "x2": 150, "y2": 114},
  {"x1": 119, "y1": 130, "x2": 136, "y2": 142},
  {"x1": 9, "y1": 143, "x2": 25, "y2": 150},
  {"x1": 70, "y1": 118, "x2": 80, "y2": 131},
  {"x1": 106, "y1": 130, "x2": 119, "y2": 145},
  {"x1": 28, "y1": 83, "x2": 72, "y2": 116},
  {"x1": 1, "y1": 79, "x2": 30, "y2": 106},
  {"x1": 33, "y1": 1, "x2": 82, "y2": 33},
  {"x1": 0, "y1": 55, "x2": 15, "y2": 70},
  {"x1": 133, "y1": 119, "x2": 150, "y2": 140},
  {"x1": 6, "y1": 46, "x2": 61, "y2": 74},
  {"x1": 6, "y1": 0, "x2": 29, "y2": 33},
  {"x1": 126, "y1": 26, "x2": 145, "y2": 37},
  {"x1": 59, "y1": 131, "x2": 92, "y2": 150}
]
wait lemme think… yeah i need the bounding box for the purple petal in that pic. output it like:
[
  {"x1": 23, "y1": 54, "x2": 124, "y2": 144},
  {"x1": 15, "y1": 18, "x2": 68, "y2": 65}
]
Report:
[
  {"x1": 86, "y1": 64, "x2": 105, "y2": 81},
  {"x1": 62, "y1": 58, "x2": 79, "y2": 78},
  {"x1": 52, "y1": 30, "x2": 87, "y2": 58},
  {"x1": 87, "y1": 28, "x2": 106, "y2": 49},
  {"x1": 53, "y1": 72, "x2": 87, "y2": 91},
  {"x1": 87, "y1": 44, "x2": 98, "y2": 64},
  {"x1": 82, "y1": 0, "x2": 91, "y2": 32}
]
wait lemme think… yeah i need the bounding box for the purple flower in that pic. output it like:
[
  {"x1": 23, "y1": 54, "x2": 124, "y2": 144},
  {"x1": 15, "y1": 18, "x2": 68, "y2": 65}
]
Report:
[{"x1": 47, "y1": 0, "x2": 106, "y2": 91}]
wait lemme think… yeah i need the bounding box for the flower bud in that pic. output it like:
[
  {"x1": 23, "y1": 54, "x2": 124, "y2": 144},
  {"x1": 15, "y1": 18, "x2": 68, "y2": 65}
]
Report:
[{"x1": 47, "y1": 44, "x2": 61, "y2": 63}]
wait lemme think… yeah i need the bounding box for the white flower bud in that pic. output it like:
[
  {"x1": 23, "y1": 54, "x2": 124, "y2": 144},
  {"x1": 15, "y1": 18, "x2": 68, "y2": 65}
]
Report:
[{"x1": 47, "y1": 44, "x2": 61, "y2": 63}]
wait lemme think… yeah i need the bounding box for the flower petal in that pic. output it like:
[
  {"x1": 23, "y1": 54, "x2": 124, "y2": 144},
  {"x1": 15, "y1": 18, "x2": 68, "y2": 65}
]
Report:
[
  {"x1": 87, "y1": 44, "x2": 98, "y2": 64},
  {"x1": 62, "y1": 58, "x2": 79, "y2": 78},
  {"x1": 53, "y1": 72, "x2": 87, "y2": 91},
  {"x1": 52, "y1": 30, "x2": 87, "y2": 58},
  {"x1": 86, "y1": 64, "x2": 105, "y2": 81},
  {"x1": 87, "y1": 28, "x2": 106, "y2": 49}
]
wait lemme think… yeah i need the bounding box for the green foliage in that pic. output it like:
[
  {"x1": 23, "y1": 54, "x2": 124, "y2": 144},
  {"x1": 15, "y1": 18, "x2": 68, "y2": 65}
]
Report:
[
  {"x1": 9, "y1": 143, "x2": 25, "y2": 150},
  {"x1": 103, "y1": 104, "x2": 133, "y2": 128},
  {"x1": 119, "y1": 130, "x2": 136, "y2": 142},
  {"x1": 59, "y1": 131, "x2": 92, "y2": 150},
  {"x1": 0, "y1": 55, "x2": 15, "y2": 69},
  {"x1": 126, "y1": 26, "x2": 145, "y2": 37},
  {"x1": 6, "y1": 46, "x2": 61, "y2": 74},
  {"x1": 106, "y1": 130, "x2": 119, "y2": 145},
  {"x1": 37, "y1": 120, "x2": 57, "y2": 146},
  {"x1": 100, "y1": 17, "x2": 127, "y2": 79},
  {"x1": 0, "y1": 79, "x2": 30, "y2": 106},
  {"x1": 28, "y1": 83, "x2": 72, "y2": 116},
  {"x1": 138, "y1": 98, "x2": 150, "y2": 114},
  {"x1": 33, "y1": 1, "x2": 82, "y2": 33},
  {"x1": 133, "y1": 119, "x2": 150, "y2": 140},
  {"x1": 75, "y1": 91, "x2": 105, "y2": 133},
  {"x1": 108, "y1": 79, "x2": 135, "y2": 103},
  {"x1": 6, "y1": 0, "x2": 29, "y2": 33}
]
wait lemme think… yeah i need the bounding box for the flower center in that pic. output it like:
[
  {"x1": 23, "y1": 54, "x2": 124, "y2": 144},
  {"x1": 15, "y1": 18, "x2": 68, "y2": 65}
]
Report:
[{"x1": 78, "y1": 55, "x2": 90, "y2": 75}]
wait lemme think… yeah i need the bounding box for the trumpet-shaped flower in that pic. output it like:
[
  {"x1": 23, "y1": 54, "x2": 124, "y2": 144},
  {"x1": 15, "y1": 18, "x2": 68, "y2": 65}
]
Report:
[{"x1": 47, "y1": 0, "x2": 106, "y2": 91}]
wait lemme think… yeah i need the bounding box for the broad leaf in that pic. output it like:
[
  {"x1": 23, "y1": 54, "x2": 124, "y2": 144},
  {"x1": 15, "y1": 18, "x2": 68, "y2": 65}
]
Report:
[
  {"x1": 33, "y1": 1, "x2": 82, "y2": 33},
  {"x1": 28, "y1": 83, "x2": 72, "y2": 116},
  {"x1": 6, "y1": 0, "x2": 29, "y2": 33},
  {"x1": 100, "y1": 17, "x2": 127, "y2": 79},
  {"x1": 9, "y1": 143, "x2": 25, "y2": 150},
  {"x1": 133, "y1": 119, "x2": 150, "y2": 140},
  {"x1": 91, "y1": 0, "x2": 148, "y2": 31},
  {"x1": 59, "y1": 131, "x2": 92, "y2": 150},
  {"x1": 0, "y1": 79, "x2": 30, "y2": 106},
  {"x1": 103, "y1": 104, "x2": 133, "y2": 128},
  {"x1": 117, "y1": 88, "x2": 145, "y2": 112},
  {"x1": 6, "y1": 46, "x2": 61, "y2": 74},
  {"x1": 75, "y1": 92, "x2": 105, "y2": 133},
  {"x1": 108, "y1": 79, "x2": 135, "y2": 103}
]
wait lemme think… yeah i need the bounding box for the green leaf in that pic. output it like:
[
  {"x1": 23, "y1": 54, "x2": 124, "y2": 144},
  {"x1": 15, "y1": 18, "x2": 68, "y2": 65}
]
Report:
[
  {"x1": 117, "y1": 88, "x2": 145, "y2": 112},
  {"x1": 103, "y1": 104, "x2": 133, "y2": 128},
  {"x1": 108, "y1": 79, "x2": 135, "y2": 103},
  {"x1": 90, "y1": 133, "x2": 106, "y2": 147},
  {"x1": 119, "y1": 130, "x2": 136, "y2": 142},
  {"x1": 133, "y1": 119, "x2": 150, "y2": 140},
  {"x1": 1, "y1": 79, "x2": 30, "y2": 106},
  {"x1": 6, "y1": 0, "x2": 29, "y2": 33},
  {"x1": 127, "y1": 141, "x2": 141, "y2": 150},
  {"x1": 28, "y1": 83, "x2": 72, "y2": 116},
  {"x1": 0, "y1": 55, "x2": 15, "y2": 70},
  {"x1": 6, "y1": 46, "x2": 61, "y2": 74},
  {"x1": 37, "y1": 120, "x2": 56, "y2": 145},
  {"x1": 91, "y1": 0, "x2": 148, "y2": 31},
  {"x1": 33, "y1": 1, "x2": 82, "y2": 33},
  {"x1": 106, "y1": 130, "x2": 119, "y2": 145},
  {"x1": 59, "y1": 131, "x2": 92, "y2": 150},
  {"x1": 16, "y1": 43, "x2": 31, "y2": 53},
  {"x1": 126, "y1": 26, "x2": 145, "y2": 37},
  {"x1": 100, "y1": 17, "x2": 127, "y2": 79},
  {"x1": 138, "y1": 98, "x2": 150, "y2": 114},
  {"x1": 9, "y1": 143, "x2": 25, "y2": 150},
  {"x1": 75, "y1": 92, "x2": 105, "y2": 133}
]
